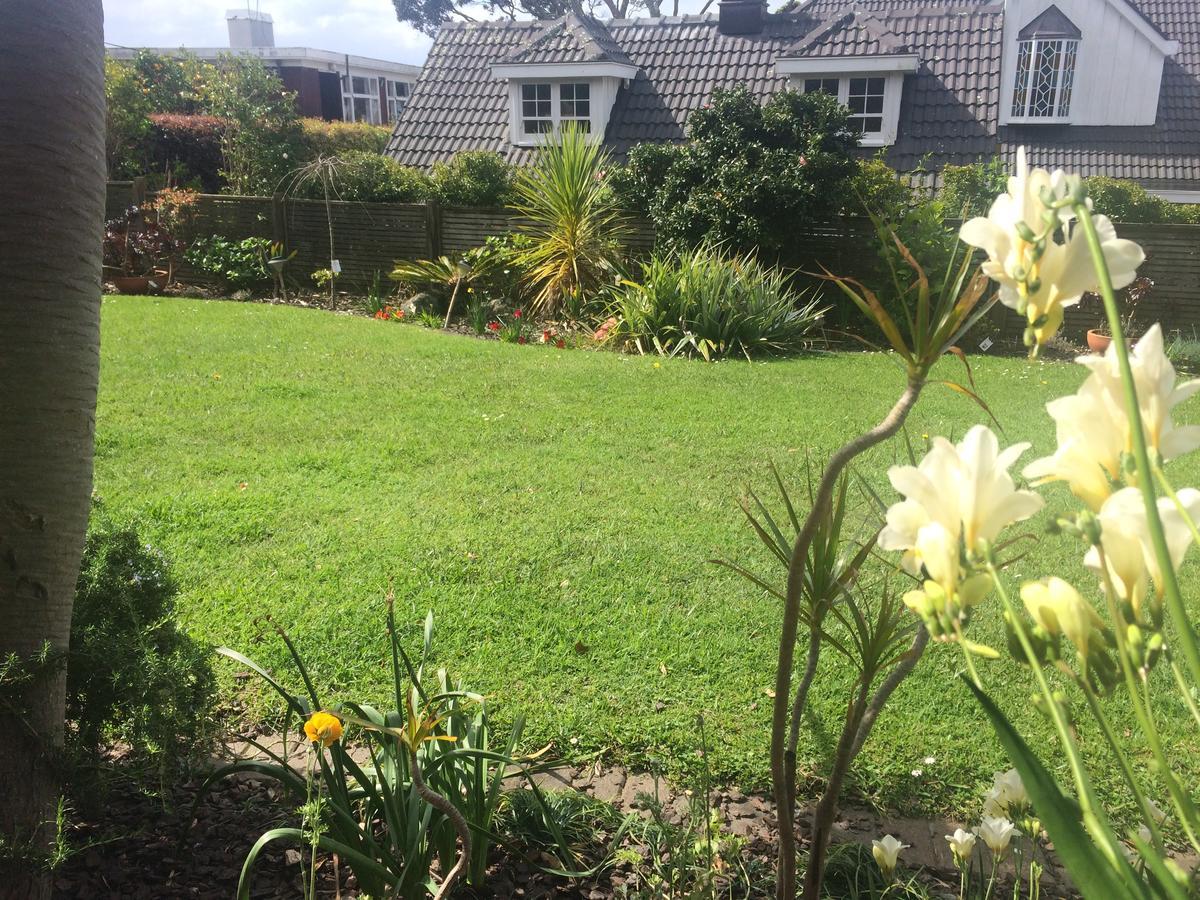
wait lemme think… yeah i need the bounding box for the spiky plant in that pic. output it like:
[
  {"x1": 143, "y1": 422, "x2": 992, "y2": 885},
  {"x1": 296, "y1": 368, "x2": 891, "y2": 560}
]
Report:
[{"x1": 510, "y1": 127, "x2": 626, "y2": 318}]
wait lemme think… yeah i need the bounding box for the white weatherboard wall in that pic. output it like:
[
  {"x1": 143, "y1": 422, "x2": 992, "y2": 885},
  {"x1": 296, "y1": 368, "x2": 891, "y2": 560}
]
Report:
[{"x1": 1000, "y1": 0, "x2": 1176, "y2": 127}]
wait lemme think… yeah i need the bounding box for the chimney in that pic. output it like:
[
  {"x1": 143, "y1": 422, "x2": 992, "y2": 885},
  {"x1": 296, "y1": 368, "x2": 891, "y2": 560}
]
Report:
[
  {"x1": 718, "y1": 0, "x2": 766, "y2": 35},
  {"x1": 226, "y1": 8, "x2": 275, "y2": 48}
]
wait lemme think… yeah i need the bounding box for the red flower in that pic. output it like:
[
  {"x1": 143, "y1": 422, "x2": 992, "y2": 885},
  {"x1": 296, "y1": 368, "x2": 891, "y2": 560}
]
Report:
[
  {"x1": 393, "y1": 309, "x2": 405, "y2": 320},
  {"x1": 517, "y1": 336, "x2": 527, "y2": 344},
  {"x1": 555, "y1": 338, "x2": 566, "y2": 349},
  {"x1": 487, "y1": 321, "x2": 500, "y2": 332},
  {"x1": 542, "y1": 329, "x2": 553, "y2": 343},
  {"x1": 512, "y1": 309, "x2": 522, "y2": 319}
]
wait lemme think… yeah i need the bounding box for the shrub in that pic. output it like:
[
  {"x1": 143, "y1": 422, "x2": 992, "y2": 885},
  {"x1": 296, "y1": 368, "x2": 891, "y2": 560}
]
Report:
[
  {"x1": 298, "y1": 117, "x2": 391, "y2": 158},
  {"x1": 608, "y1": 245, "x2": 826, "y2": 360},
  {"x1": 184, "y1": 235, "x2": 273, "y2": 291},
  {"x1": 1085, "y1": 176, "x2": 1170, "y2": 223},
  {"x1": 102, "y1": 206, "x2": 183, "y2": 278},
  {"x1": 145, "y1": 113, "x2": 227, "y2": 192},
  {"x1": 67, "y1": 506, "x2": 215, "y2": 772},
  {"x1": 430, "y1": 151, "x2": 515, "y2": 207},
  {"x1": 939, "y1": 157, "x2": 1010, "y2": 217},
  {"x1": 104, "y1": 58, "x2": 153, "y2": 179},
  {"x1": 612, "y1": 87, "x2": 858, "y2": 258},
  {"x1": 511, "y1": 127, "x2": 626, "y2": 317},
  {"x1": 292, "y1": 151, "x2": 431, "y2": 203}
]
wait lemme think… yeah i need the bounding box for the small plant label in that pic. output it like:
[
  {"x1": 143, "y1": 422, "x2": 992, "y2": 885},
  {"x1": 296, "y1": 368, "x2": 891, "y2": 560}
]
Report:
[
  {"x1": 331, "y1": 259, "x2": 342, "y2": 274},
  {"x1": 979, "y1": 336, "x2": 994, "y2": 352}
]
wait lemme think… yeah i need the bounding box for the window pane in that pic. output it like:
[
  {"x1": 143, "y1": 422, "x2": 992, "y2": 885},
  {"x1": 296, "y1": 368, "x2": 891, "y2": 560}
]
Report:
[
  {"x1": 352, "y1": 76, "x2": 368, "y2": 94},
  {"x1": 523, "y1": 119, "x2": 552, "y2": 134},
  {"x1": 861, "y1": 116, "x2": 883, "y2": 133},
  {"x1": 386, "y1": 81, "x2": 394, "y2": 97},
  {"x1": 1058, "y1": 41, "x2": 1077, "y2": 116},
  {"x1": 848, "y1": 96, "x2": 866, "y2": 114},
  {"x1": 397, "y1": 82, "x2": 409, "y2": 97},
  {"x1": 865, "y1": 95, "x2": 884, "y2": 114},
  {"x1": 1030, "y1": 39, "x2": 1062, "y2": 116},
  {"x1": 353, "y1": 97, "x2": 369, "y2": 120},
  {"x1": 849, "y1": 78, "x2": 867, "y2": 94},
  {"x1": 867, "y1": 77, "x2": 885, "y2": 94}
]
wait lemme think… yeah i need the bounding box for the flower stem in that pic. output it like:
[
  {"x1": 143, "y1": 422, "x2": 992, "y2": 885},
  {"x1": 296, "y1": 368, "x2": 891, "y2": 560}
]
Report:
[{"x1": 1072, "y1": 203, "x2": 1200, "y2": 690}]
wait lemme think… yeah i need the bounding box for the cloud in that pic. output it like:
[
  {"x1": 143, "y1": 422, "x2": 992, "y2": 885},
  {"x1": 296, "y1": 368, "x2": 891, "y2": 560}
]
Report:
[{"x1": 103, "y1": 0, "x2": 434, "y2": 65}]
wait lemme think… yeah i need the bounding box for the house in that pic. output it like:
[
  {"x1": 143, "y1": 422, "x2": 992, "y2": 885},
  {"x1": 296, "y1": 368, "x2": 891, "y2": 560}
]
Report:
[
  {"x1": 386, "y1": 0, "x2": 1200, "y2": 201},
  {"x1": 107, "y1": 9, "x2": 421, "y2": 126}
]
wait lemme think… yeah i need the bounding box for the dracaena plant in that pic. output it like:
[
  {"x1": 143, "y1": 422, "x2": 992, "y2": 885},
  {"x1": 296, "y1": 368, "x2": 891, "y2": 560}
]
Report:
[{"x1": 875, "y1": 152, "x2": 1200, "y2": 899}]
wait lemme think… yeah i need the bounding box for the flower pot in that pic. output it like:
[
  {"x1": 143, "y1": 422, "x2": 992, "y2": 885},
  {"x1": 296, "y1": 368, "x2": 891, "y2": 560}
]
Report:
[
  {"x1": 112, "y1": 275, "x2": 153, "y2": 294},
  {"x1": 1086, "y1": 329, "x2": 1112, "y2": 353}
]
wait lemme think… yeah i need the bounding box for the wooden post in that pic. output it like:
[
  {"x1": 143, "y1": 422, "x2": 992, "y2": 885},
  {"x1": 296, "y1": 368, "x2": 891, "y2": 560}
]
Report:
[
  {"x1": 271, "y1": 193, "x2": 288, "y2": 250},
  {"x1": 425, "y1": 199, "x2": 443, "y2": 260},
  {"x1": 131, "y1": 175, "x2": 147, "y2": 207}
]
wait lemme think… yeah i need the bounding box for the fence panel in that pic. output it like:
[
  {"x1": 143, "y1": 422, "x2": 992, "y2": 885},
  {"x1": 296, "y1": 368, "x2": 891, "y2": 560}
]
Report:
[{"x1": 106, "y1": 181, "x2": 1200, "y2": 339}]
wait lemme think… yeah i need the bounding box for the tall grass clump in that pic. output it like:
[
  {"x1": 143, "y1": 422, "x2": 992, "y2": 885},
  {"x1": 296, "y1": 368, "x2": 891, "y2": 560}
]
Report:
[
  {"x1": 511, "y1": 127, "x2": 626, "y2": 318},
  {"x1": 608, "y1": 245, "x2": 826, "y2": 360}
]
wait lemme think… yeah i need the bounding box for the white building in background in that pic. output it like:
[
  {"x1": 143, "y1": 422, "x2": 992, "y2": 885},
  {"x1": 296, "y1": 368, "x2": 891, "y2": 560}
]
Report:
[{"x1": 107, "y1": 9, "x2": 421, "y2": 127}]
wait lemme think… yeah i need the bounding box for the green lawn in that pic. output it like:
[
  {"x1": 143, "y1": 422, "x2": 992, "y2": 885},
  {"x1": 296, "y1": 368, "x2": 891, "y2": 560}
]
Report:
[{"x1": 95, "y1": 295, "x2": 1200, "y2": 820}]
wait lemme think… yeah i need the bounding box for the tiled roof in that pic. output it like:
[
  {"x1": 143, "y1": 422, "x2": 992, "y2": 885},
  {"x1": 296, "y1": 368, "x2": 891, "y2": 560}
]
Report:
[
  {"x1": 387, "y1": 0, "x2": 1199, "y2": 188},
  {"x1": 781, "y1": 9, "x2": 911, "y2": 58},
  {"x1": 501, "y1": 13, "x2": 632, "y2": 65}
]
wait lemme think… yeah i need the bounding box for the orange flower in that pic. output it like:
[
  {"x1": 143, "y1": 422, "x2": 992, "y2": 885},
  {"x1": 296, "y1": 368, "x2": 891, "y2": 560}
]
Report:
[{"x1": 304, "y1": 711, "x2": 343, "y2": 747}]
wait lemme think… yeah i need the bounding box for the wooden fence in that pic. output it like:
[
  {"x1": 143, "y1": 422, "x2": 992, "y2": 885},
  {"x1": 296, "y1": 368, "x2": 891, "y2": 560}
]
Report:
[{"x1": 107, "y1": 182, "x2": 1199, "y2": 343}]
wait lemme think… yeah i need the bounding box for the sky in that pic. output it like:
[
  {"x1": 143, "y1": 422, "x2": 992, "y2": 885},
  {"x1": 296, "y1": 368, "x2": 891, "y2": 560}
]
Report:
[{"x1": 103, "y1": 0, "x2": 436, "y2": 66}]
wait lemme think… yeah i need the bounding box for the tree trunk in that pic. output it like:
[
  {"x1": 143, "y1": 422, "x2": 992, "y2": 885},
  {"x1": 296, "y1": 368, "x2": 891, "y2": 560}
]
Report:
[{"x1": 0, "y1": 2, "x2": 106, "y2": 896}]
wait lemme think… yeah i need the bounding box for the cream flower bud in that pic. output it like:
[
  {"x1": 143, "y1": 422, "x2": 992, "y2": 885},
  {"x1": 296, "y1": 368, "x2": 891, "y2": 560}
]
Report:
[
  {"x1": 946, "y1": 828, "x2": 976, "y2": 864},
  {"x1": 872, "y1": 834, "x2": 909, "y2": 880},
  {"x1": 1021, "y1": 577, "x2": 1104, "y2": 659},
  {"x1": 976, "y1": 816, "x2": 1017, "y2": 855}
]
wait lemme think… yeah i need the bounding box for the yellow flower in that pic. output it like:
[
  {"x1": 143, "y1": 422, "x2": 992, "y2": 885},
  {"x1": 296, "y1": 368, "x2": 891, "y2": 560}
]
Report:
[{"x1": 304, "y1": 711, "x2": 343, "y2": 747}]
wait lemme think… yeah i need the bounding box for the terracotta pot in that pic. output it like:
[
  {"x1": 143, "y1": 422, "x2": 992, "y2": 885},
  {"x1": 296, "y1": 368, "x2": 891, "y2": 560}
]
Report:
[
  {"x1": 112, "y1": 275, "x2": 153, "y2": 294},
  {"x1": 1086, "y1": 329, "x2": 1112, "y2": 353}
]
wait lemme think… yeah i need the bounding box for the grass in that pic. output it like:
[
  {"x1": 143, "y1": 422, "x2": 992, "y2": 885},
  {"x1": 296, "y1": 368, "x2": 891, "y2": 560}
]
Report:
[{"x1": 94, "y1": 295, "x2": 1200, "y2": 822}]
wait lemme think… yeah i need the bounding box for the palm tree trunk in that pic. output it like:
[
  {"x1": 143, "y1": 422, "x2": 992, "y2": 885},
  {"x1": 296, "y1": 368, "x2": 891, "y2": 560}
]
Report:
[{"x1": 0, "y1": 2, "x2": 106, "y2": 895}]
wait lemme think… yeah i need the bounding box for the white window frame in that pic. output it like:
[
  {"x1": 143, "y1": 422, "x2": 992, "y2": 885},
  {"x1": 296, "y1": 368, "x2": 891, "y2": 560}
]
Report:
[
  {"x1": 795, "y1": 72, "x2": 904, "y2": 147},
  {"x1": 508, "y1": 79, "x2": 603, "y2": 146},
  {"x1": 1009, "y1": 37, "x2": 1078, "y2": 123},
  {"x1": 342, "y1": 74, "x2": 381, "y2": 124}
]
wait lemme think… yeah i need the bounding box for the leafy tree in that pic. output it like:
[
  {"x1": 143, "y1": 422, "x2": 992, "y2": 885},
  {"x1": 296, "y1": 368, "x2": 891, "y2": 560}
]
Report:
[
  {"x1": 104, "y1": 57, "x2": 153, "y2": 178},
  {"x1": 202, "y1": 55, "x2": 303, "y2": 195},
  {"x1": 130, "y1": 50, "x2": 212, "y2": 114},
  {"x1": 393, "y1": 0, "x2": 666, "y2": 38},
  {"x1": 612, "y1": 88, "x2": 858, "y2": 258}
]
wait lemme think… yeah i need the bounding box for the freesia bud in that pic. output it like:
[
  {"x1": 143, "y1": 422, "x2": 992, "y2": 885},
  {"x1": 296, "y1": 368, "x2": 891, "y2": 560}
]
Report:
[
  {"x1": 946, "y1": 828, "x2": 976, "y2": 865},
  {"x1": 872, "y1": 834, "x2": 908, "y2": 880}
]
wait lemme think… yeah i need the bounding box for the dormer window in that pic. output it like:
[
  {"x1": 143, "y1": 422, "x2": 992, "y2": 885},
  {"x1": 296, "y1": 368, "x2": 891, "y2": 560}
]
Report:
[
  {"x1": 521, "y1": 84, "x2": 553, "y2": 134},
  {"x1": 516, "y1": 81, "x2": 595, "y2": 139},
  {"x1": 1010, "y1": 5, "x2": 1081, "y2": 122},
  {"x1": 802, "y1": 76, "x2": 887, "y2": 137}
]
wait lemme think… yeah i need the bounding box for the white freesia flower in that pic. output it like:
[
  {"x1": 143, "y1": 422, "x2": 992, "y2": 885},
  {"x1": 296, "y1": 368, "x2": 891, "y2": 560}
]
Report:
[
  {"x1": 881, "y1": 426, "x2": 1042, "y2": 606},
  {"x1": 1024, "y1": 325, "x2": 1200, "y2": 510},
  {"x1": 872, "y1": 834, "x2": 909, "y2": 880},
  {"x1": 1083, "y1": 486, "x2": 1200, "y2": 613},
  {"x1": 1021, "y1": 577, "x2": 1105, "y2": 659},
  {"x1": 959, "y1": 147, "x2": 1144, "y2": 349},
  {"x1": 946, "y1": 828, "x2": 977, "y2": 864},
  {"x1": 975, "y1": 816, "x2": 1017, "y2": 856},
  {"x1": 982, "y1": 768, "x2": 1029, "y2": 818}
]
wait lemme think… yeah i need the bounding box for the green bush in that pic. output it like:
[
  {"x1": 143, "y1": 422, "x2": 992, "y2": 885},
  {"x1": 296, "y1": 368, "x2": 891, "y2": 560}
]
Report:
[
  {"x1": 293, "y1": 150, "x2": 431, "y2": 203},
  {"x1": 611, "y1": 87, "x2": 858, "y2": 258},
  {"x1": 939, "y1": 157, "x2": 1010, "y2": 218},
  {"x1": 68, "y1": 506, "x2": 215, "y2": 769},
  {"x1": 184, "y1": 235, "x2": 273, "y2": 291},
  {"x1": 608, "y1": 245, "x2": 826, "y2": 360},
  {"x1": 299, "y1": 117, "x2": 391, "y2": 158},
  {"x1": 431, "y1": 151, "x2": 515, "y2": 207}
]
